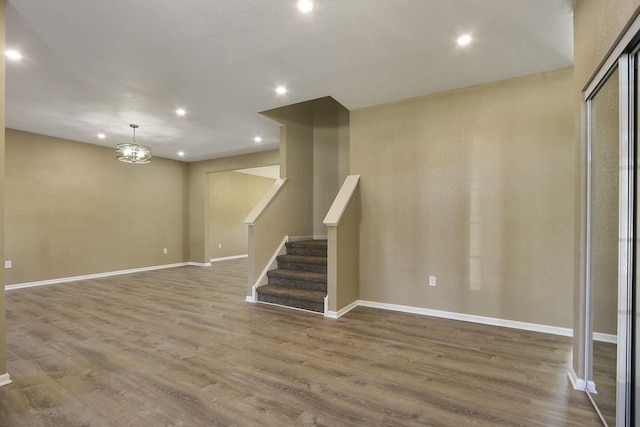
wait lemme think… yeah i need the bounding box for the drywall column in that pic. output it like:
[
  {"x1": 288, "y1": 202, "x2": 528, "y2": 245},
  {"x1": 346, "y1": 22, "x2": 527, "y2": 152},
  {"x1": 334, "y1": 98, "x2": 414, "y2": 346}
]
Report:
[
  {"x1": 0, "y1": 0, "x2": 10, "y2": 387},
  {"x1": 572, "y1": 0, "x2": 640, "y2": 385},
  {"x1": 312, "y1": 98, "x2": 349, "y2": 237},
  {"x1": 338, "y1": 103, "x2": 350, "y2": 185}
]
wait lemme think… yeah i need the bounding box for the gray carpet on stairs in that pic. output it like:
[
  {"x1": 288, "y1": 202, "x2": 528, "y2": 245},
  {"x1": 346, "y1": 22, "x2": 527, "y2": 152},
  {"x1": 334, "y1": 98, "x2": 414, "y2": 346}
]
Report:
[{"x1": 256, "y1": 239, "x2": 327, "y2": 313}]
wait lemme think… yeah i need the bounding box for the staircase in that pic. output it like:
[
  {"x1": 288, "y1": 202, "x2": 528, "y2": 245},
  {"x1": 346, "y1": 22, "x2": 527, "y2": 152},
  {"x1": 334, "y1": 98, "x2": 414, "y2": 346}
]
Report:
[{"x1": 256, "y1": 240, "x2": 327, "y2": 313}]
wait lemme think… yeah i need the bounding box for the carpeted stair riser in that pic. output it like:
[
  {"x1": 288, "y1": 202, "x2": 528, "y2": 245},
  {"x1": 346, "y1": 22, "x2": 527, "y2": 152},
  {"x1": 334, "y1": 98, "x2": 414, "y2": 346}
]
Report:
[
  {"x1": 266, "y1": 271, "x2": 326, "y2": 292},
  {"x1": 276, "y1": 255, "x2": 327, "y2": 274},
  {"x1": 257, "y1": 292, "x2": 324, "y2": 313},
  {"x1": 285, "y1": 242, "x2": 327, "y2": 257}
]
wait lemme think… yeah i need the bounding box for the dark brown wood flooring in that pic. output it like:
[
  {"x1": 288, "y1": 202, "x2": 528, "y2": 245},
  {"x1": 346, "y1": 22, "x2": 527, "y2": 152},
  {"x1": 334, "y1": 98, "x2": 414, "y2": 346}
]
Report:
[{"x1": 0, "y1": 259, "x2": 601, "y2": 426}]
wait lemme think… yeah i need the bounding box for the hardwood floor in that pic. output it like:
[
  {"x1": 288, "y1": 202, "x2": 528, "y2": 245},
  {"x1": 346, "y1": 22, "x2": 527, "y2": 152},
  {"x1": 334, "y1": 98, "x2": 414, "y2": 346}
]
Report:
[
  {"x1": 1, "y1": 259, "x2": 601, "y2": 426},
  {"x1": 590, "y1": 341, "x2": 617, "y2": 426}
]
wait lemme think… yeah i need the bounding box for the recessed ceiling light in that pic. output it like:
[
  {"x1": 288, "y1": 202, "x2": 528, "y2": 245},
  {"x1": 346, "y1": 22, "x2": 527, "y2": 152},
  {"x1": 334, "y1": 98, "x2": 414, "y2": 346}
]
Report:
[
  {"x1": 176, "y1": 108, "x2": 186, "y2": 116},
  {"x1": 254, "y1": 136, "x2": 262, "y2": 143},
  {"x1": 297, "y1": 0, "x2": 314, "y2": 13},
  {"x1": 97, "y1": 133, "x2": 106, "y2": 139},
  {"x1": 178, "y1": 151, "x2": 185, "y2": 157},
  {"x1": 276, "y1": 86, "x2": 287, "y2": 95},
  {"x1": 457, "y1": 34, "x2": 472, "y2": 46},
  {"x1": 5, "y1": 49, "x2": 22, "y2": 61}
]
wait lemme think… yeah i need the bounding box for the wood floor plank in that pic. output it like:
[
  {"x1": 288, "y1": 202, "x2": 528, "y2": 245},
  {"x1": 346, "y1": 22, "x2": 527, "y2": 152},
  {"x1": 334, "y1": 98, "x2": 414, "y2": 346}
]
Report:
[{"x1": 1, "y1": 260, "x2": 601, "y2": 426}]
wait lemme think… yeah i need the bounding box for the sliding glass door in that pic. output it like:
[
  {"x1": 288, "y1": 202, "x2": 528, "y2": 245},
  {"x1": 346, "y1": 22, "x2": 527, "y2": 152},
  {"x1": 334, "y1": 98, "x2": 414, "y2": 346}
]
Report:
[
  {"x1": 585, "y1": 53, "x2": 634, "y2": 427},
  {"x1": 587, "y1": 65, "x2": 620, "y2": 426}
]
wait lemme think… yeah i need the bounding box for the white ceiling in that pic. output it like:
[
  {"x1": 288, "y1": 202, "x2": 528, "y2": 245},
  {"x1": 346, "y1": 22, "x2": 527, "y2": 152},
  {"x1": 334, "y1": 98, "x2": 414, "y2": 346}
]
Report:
[{"x1": 5, "y1": 0, "x2": 574, "y2": 162}]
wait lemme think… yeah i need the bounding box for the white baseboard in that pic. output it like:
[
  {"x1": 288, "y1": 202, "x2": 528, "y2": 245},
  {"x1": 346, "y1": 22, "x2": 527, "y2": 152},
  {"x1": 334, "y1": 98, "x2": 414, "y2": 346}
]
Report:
[
  {"x1": 245, "y1": 295, "x2": 256, "y2": 303},
  {"x1": 568, "y1": 368, "x2": 586, "y2": 391},
  {"x1": 341, "y1": 300, "x2": 573, "y2": 337},
  {"x1": 0, "y1": 373, "x2": 12, "y2": 387},
  {"x1": 256, "y1": 300, "x2": 323, "y2": 315},
  {"x1": 593, "y1": 332, "x2": 617, "y2": 344},
  {"x1": 6, "y1": 262, "x2": 193, "y2": 290},
  {"x1": 186, "y1": 262, "x2": 212, "y2": 267},
  {"x1": 313, "y1": 235, "x2": 328, "y2": 240},
  {"x1": 210, "y1": 254, "x2": 248, "y2": 263},
  {"x1": 587, "y1": 380, "x2": 597, "y2": 394},
  {"x1": 325, "y1": 299, "x2": 359, "y2": 319}
]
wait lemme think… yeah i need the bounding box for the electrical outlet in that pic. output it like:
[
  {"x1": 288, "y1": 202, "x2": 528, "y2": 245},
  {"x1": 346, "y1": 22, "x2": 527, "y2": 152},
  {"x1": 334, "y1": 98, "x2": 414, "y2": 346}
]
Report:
[
  {"x1": 218, "y1": 243, "x2": 222, "y2": 249},
  {"x1": 163, "y1": 248, "x2": 168, "y2": 254},
  {"x1": 5, "y1": 261, "x2": 12, "y2": 269},
  {"x1": 429, "y1": 276, "x2": 436, "y2": 287}
]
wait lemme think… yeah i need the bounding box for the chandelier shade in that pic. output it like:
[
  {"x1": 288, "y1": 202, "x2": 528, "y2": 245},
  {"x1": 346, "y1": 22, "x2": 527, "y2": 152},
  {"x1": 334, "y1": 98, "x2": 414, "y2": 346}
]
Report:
[{"x1": 116, "y1": 124, "x2": 152, "y2": 164}]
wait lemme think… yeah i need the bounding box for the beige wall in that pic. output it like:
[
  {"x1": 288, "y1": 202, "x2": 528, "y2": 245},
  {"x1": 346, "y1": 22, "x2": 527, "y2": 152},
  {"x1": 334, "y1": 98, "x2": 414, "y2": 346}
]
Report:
[
  {"x1": 208, "y1": 171, "x2": 274, "y2": 259},
  {"x1": 351, "y1": 67, "x2": 574, "y2": 327},
  {"x1": 0, "y1": 0, "x2": 6, "y2": 378},
  {"x1": 188, "y1": 150, "x2": 279, "y2": 263},
  {"x1": 572, "y1": 0, "x2": 640, "y2": 374},
  {"x1": 312, "y1": 98, "x2": 350, "y2": 236},
  {"x1": 335, "y1": 187, "x2": 360, "y2": 311},
  {"x1": 313, "y1": 101, "x2": 339, "y2": 237},
  {"x1": 338, "y1": 105, "x2": 350, "y2": 186},
  {"x1": 4, "y1": 129, "x2": 189, "y2": 284}
]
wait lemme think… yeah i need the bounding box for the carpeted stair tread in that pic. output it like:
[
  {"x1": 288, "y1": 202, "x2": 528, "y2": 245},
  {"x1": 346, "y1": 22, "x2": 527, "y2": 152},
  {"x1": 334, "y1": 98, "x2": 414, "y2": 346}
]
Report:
[
  {"x1": 260, "y1": 239, "x2": 328, "y2": 313},
  {"x1": 257, "y1": 285, "x2": 326, "y2": 303},
  {"x1": 266, "y1": 270, "x2": 326, "y2": 292},
  {"x1": 276, "y1": 254, "x2": 327, "y2": 273},
  {"x1": 267, "y1": 269, "x2": 326, "y2": 282},
  {"x1": 277, "y1": 254, "x2": 327, "y2": 265},
  {"x1": 285, "y1": 240, "x2": 327, "y2": 257}
]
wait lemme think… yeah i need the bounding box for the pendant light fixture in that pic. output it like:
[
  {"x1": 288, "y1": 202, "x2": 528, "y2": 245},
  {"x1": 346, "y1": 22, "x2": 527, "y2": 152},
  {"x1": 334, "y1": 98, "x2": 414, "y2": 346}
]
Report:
[{"x1": 115, "y1": 124, "x2": 152, "y2": 164}]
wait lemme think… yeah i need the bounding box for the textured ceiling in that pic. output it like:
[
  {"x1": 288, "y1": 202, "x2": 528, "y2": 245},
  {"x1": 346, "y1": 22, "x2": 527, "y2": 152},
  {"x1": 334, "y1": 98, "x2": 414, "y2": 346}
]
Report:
[{"x1": 5, "y1": 0, "x2": 574, "y2": 162}]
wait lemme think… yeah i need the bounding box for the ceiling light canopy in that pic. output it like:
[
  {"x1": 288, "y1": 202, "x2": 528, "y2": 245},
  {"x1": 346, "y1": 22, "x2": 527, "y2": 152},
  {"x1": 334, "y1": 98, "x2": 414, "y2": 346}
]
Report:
[
  {"x1": 176, "y1": 108, "x2": 186, "y2": 116},
  {"x1": 178, "y1": 151, "x2": 185, "y2": 157},
  {"x1": 254, "y1": 136, "x2": 262, "y2": 143},
  {"x1": 457, "y1": 34, "x2": 472, "y2": 46},
  {"x1": 297, "y1": 0, "x2": 314, "y2": 13},
  {"x1": 276, "y1": 86, "x2": 287, "y2": 95},
  {"x1": 115, "y1": 124, "x2": 152, "y2": 164},
  {"x1": 97, "y1": 133, "x2": 106, "y2": 139}
]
